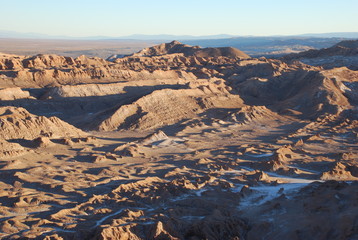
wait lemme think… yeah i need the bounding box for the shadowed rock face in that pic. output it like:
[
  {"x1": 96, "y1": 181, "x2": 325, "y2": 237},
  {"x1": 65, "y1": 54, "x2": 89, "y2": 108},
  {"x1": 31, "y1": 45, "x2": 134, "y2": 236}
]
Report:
[{"x1": 0, "y1": 41, "x2": 357, "y2": 240}]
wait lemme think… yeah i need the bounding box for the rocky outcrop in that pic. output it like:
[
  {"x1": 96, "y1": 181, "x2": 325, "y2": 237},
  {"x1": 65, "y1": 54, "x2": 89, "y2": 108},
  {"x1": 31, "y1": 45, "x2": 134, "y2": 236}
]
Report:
[
  {"x1": 0, "y1": 106, "x2": 86, "y2": 140},
  {"x1": 0, "y1": 53, "x2": 109, "y2": 71},
  {"x1": 0, "y1": 53, "x2": 24, "y2": 70},
  {"x1": 0, "y1": 87, "x2": 31, "y2": 100},
  {"x1": 41, "y1": 75, "x2": 196, "y2": 99},
  {"x1": 230, "y1": 63, "x2": 356, "y2": 117},
  {"x1": 22, "y1": 54, "x2": 76, "y2": 69},
  {"x1": 131, "y1": 40, "x2": 250, "y2": 58},
  {"x1": 320, "y1": 162, "x2": 357, "y2": 180},
  {"x1": 140, "y1": 130, "x2": 169, "y2": 145},
  {"x1": 266, "y1": 145, "x2": 295, "y2": 171},
  {"x1": 96, "y1": 88, "x2": 205, "y2": 131},
  {"x1": 283, "y1": 40, "x2": 358, "y2": 60},
  {"x1": 226, "y1": 105, "x2": 282, "y2": 124},
  {"x1": 0, "y1": 140, "x2": 26, "y2": 158},
  {"x1": 32, "y1": 136, "x2": 55, "y2": 148},
  {"x1": 282, "y1": 40, "x2": 358, "y2": 70},
  {"x1": 96, "y1": 84, "x2": 243, "y2": 131}
]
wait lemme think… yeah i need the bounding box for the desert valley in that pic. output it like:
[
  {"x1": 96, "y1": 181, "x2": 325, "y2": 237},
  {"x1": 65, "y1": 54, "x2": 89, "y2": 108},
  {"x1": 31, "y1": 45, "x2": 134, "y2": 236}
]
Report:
[{"x1": 0, "y1": 39, "x2": 357, "y2": 239}]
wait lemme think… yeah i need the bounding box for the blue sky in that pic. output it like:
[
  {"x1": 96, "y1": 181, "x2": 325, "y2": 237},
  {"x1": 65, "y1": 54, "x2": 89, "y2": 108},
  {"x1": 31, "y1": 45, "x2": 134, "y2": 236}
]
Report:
[{"x1": 1, "y1": 0, "x2": 357, "y2": 37}]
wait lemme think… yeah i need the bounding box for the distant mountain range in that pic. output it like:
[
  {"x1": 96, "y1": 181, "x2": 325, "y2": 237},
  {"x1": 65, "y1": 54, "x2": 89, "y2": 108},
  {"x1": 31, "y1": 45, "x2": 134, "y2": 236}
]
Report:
[
  {"x1": 299, "y1": 32, "x2": 358, "y2": 38},
  {"x1": 0, "y1": 30, "x2": 357, "y2": 58},
  {"x1": 0, "y1": 30, "x2": 67, "y2": 40},
  {"x1": 1, "y1": 30, "x2": 358, "y2": 40},
  {"x1": 0, "y1": 30, "x2": 236, "y2": 40}
]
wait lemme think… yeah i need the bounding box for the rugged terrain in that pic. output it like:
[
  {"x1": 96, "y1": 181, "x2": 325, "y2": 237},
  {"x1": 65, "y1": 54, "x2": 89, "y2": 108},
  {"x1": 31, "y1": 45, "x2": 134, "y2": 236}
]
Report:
[
  {"x1": 282, "y1": 40, "x2": 358, "y2": 70},
  {"x1": 0, "y1": 41, "x2": 357, "y2": 240},
  {"x1": 0, "y1": 36, "x2": 350, "y2": 59}
]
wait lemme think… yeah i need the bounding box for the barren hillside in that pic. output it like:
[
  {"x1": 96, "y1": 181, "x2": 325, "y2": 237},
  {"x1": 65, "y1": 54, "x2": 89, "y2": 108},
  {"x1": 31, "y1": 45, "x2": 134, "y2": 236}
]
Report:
[
  {"x1": 0, "y1": 41, "x2": 357, "y2": 239},
  {"x1": 282, "y1": 39, "x2": 358, "y2": 70}
]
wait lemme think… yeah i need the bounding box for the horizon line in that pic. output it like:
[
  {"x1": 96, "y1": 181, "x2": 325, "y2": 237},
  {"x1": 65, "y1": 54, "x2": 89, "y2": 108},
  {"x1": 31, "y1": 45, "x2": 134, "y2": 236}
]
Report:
[{"x1": 1, "y1": 30, "x2": 358, "y2": 41}]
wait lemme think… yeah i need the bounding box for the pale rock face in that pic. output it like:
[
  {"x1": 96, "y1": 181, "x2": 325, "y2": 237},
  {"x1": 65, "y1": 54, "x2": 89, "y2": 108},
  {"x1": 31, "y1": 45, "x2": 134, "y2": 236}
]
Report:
[
  {"x1": 320, "y1": 162, "x2": 356, "y2": 180},
  {"x1": 32, "y1": 136, "x2": 54, "y2": 148},
  {"x1": 226, "y1": 105, "x2": 282, "y2": 124},
  {"x1": 0, "y1": 87, "x2": 30, "y2": 100},
  {"x1": 0, "y1": 139, "x2": 26, "y2": 158},
  {"x1": 97, "y1": 87, "x2": 243, "y2": 131},
  {"x1": 0, "y1": 106, "x2": 86, "y2": 140}
]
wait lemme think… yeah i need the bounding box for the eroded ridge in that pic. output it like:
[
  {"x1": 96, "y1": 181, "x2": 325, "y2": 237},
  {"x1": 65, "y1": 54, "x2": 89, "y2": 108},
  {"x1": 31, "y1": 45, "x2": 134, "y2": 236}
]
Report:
[{"x1": 0, "y1": 41, "x2": 357, "y2": 239}]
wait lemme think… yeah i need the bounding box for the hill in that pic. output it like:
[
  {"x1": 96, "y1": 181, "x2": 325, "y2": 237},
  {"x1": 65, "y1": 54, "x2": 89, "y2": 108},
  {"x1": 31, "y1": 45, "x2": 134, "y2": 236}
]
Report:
[
  {"x1": 282, "y1": 39, "x2": 358, "y2": 70},
  {"x1": 0, "y1": 41, "x2": 357, "y2": 239},
  {"x1": 130, "y1": 40, "x2": 250, "y2": 58}
]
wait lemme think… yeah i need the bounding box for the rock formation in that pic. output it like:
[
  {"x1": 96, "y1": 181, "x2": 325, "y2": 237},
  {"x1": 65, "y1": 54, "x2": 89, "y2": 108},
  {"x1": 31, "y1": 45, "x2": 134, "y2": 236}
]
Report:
[
  {"x1": 0, "y1": 40, "x2": 357, "y2": 240},
  {"x1": 282, "y1": 39, "x2": 358, "y2": 70},
  {"x1": 320, "y1": 162, "x2": 357, "y2": 180},
  {"x1": 0, "y1": 139, "x2": 26, "y2": 158},
  {"x1": 226, "y1": 105, "x2": 282, "y2": 124},
  {"x1": 131, "y1": 40, "x2": 250, "y2": 58},
  {"x1": 0, "y1": 106, "x2": 86, "y2": 140},
  {"x1": 0, "y1": 87, "x2": 31, "y2": 100}
]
